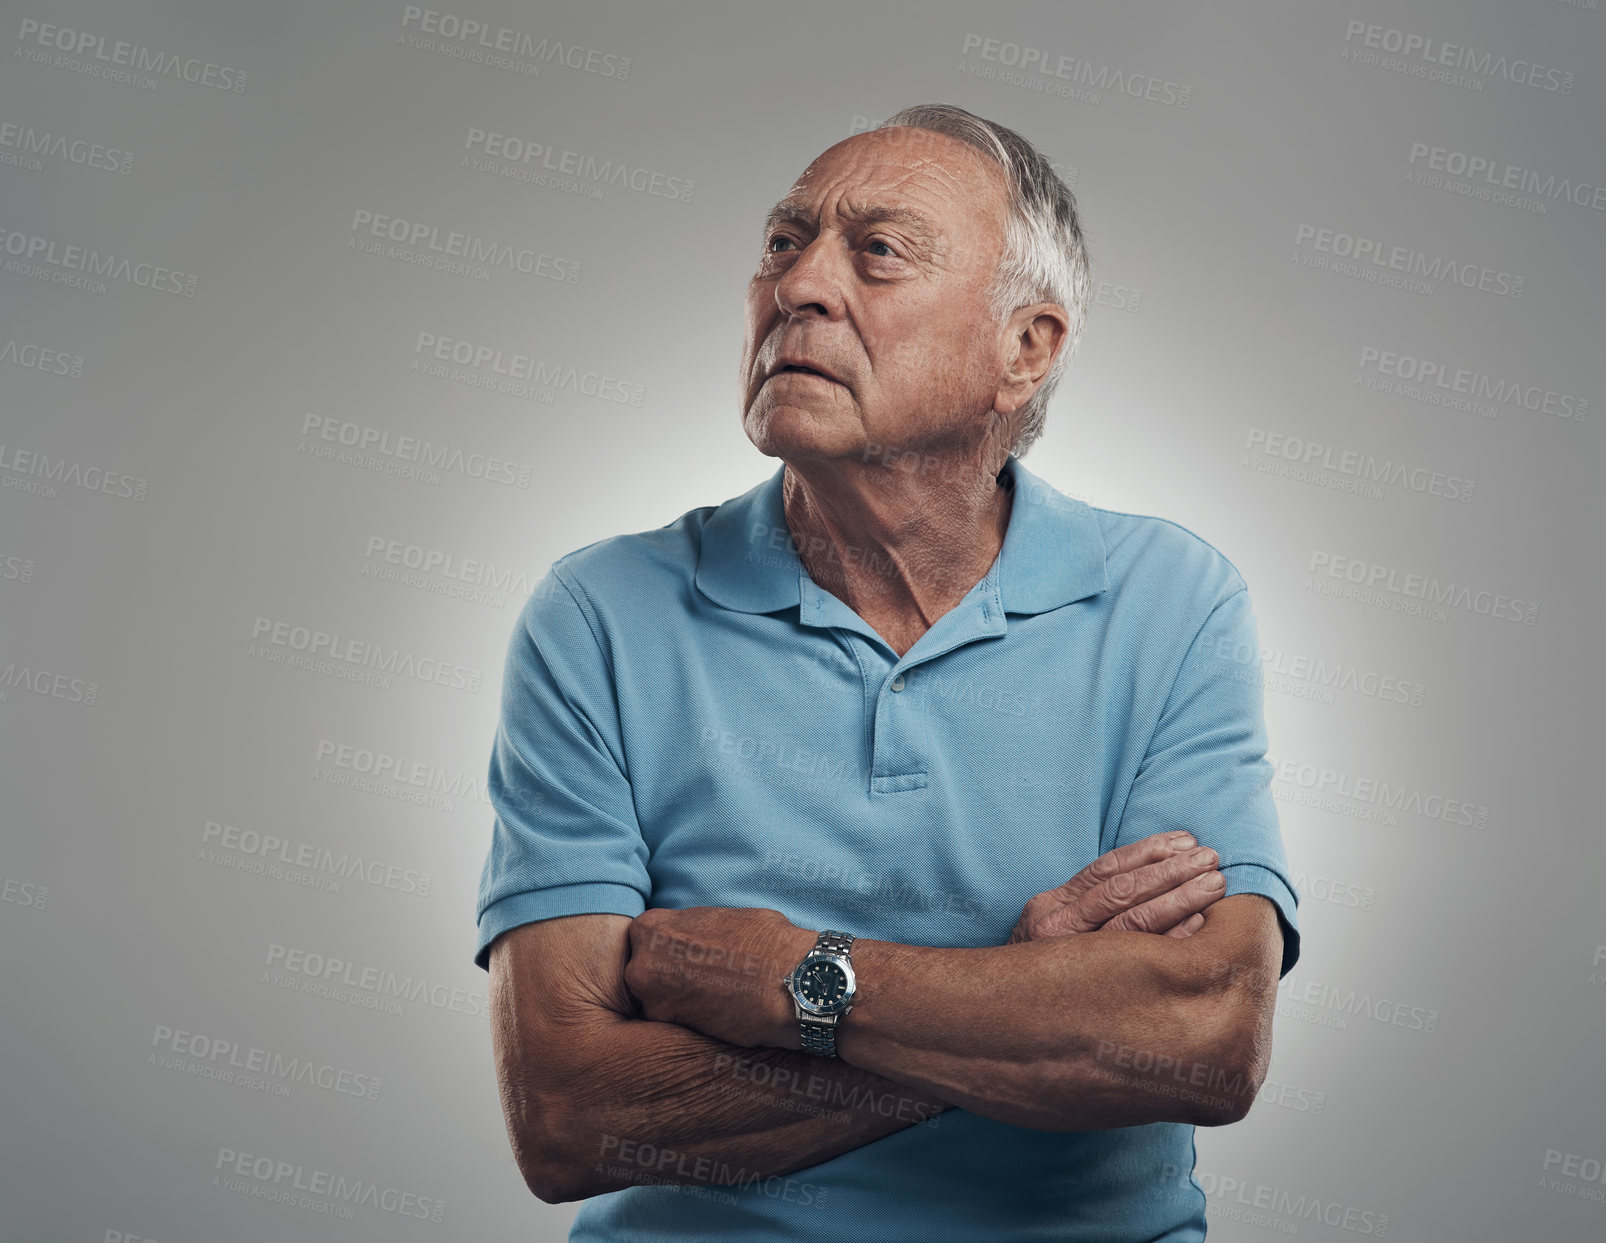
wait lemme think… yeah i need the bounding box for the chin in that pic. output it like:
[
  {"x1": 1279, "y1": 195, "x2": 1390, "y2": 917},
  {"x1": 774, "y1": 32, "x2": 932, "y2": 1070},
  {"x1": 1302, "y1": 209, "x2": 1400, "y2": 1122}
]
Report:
[{"x1": 743, "y1": 399, "x2": 864, "y2": 461}]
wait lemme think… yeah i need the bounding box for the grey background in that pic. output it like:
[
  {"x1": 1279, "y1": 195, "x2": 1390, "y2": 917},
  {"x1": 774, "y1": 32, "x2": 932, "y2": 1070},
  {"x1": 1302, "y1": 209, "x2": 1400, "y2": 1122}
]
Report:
[{"x1": 2, "y1": 1, "x2": 1602, "y2": 1239}]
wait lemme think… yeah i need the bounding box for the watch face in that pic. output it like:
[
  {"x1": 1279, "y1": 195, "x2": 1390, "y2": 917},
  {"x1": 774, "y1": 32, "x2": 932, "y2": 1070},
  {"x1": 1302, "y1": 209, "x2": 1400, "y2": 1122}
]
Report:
[{"x1": 795, "y1": 959, "x2": 850, "y2": 1013}]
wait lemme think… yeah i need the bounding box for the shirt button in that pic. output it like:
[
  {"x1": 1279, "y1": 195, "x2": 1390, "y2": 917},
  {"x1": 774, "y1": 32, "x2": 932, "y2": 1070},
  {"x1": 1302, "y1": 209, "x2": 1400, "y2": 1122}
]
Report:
[{"x1": 890, "y1": 673, "x2": 906, "y2": 692}]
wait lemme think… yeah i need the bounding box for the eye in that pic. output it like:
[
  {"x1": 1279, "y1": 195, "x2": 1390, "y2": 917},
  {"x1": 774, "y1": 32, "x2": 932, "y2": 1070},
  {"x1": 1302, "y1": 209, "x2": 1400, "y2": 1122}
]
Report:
[
  {"x1": 766, "y1": 234, "x2": 798, "y2": 253},
  {"x1": 866, "y1": 237, "x2": 897, "y2": 258}
]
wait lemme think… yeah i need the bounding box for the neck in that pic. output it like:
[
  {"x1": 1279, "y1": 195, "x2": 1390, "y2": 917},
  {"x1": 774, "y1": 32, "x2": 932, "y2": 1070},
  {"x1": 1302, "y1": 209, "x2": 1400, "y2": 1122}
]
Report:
[{"x1": 780, "y1": 448, "x2": 1015, "y2": 654}]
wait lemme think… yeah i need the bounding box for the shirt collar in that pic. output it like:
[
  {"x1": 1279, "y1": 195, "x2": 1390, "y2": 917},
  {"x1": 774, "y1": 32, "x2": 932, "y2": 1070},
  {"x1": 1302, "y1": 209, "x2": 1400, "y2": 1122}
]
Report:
[{"x1": 695, "y1": 454, "x2": 1108, "y2": 616}]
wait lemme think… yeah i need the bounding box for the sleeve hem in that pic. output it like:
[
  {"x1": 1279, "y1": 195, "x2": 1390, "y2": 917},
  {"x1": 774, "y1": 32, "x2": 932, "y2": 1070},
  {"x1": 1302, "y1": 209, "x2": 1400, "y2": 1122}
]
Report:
[
  {"x1": 1219, "y1": 862, "x2": 1301, "y2": 979},
  {"x1": 475, "y1": 882, "x2": 647, "y2": 971}
]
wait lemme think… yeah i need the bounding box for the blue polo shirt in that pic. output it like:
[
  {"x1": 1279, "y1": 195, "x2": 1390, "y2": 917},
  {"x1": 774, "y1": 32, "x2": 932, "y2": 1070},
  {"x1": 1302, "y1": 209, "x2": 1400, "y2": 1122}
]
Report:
[{"x1": 476, "y1": 453, "x2": 1300, "y2": 1242}]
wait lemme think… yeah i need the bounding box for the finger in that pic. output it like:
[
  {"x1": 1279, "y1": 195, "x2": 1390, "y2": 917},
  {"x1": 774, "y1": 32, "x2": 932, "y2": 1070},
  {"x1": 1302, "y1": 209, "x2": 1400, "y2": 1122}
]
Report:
[
  {"x1": 1061, "y1": 847, "x2": 1220, "y2": 932},
  {"x1": 1016, "y1": 873, "x2": 1211, "y2": 942},
  {"x1": 1098, "y1": 872, "x2": 1226, "y2": 936},
  {"x1": 1050, "y1": 831, "x2": 1200, "y2": 908}
]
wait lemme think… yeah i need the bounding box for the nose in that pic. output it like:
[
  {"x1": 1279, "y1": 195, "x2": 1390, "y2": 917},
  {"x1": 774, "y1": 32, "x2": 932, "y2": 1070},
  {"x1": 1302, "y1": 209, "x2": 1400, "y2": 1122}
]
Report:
[{"x1": 774, "y1": 234, "x2": 844, "y2": 321}]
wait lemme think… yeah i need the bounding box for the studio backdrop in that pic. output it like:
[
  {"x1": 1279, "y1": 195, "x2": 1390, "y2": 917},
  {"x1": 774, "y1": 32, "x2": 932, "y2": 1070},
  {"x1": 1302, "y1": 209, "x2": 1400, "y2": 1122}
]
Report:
[{"x1": 2, "y1": 1, "x2": 1601, "y2": 1240}]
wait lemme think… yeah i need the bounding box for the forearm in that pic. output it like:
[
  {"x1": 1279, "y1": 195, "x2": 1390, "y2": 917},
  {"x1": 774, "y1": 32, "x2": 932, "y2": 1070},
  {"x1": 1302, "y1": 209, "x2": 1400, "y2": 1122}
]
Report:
[
  {"x1": 518, "y1": 1010, "x2": 952, "y2": 1201},
  {"x1": 834, "y1": 917, "x2": 1265, "y2": 1131}
]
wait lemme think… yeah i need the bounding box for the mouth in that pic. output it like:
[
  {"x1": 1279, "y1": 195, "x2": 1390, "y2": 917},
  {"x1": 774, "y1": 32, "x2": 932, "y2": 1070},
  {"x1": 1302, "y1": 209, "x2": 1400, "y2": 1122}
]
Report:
[{"x1": 770, "y1": 362, "x2": 840, "y2": 384}]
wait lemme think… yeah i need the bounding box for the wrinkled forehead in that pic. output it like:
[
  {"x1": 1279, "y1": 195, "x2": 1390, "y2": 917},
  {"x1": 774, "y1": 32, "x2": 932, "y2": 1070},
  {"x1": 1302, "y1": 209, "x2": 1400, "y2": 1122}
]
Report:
[{"x1": 779, "y1": 128, "x2": 1010, "y2": 240}]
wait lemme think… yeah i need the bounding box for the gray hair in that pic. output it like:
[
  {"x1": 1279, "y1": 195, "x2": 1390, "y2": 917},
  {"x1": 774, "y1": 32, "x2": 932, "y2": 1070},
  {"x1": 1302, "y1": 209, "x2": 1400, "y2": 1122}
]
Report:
[{"x1": 873, "y1": 104, "x2": 1091, "y2": 460}]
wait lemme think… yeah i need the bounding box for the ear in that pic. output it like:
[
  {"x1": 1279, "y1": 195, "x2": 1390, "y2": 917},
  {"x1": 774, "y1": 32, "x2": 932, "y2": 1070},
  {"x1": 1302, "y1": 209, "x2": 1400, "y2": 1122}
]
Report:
[{"x1": 994, "y1": 303, "x2": 1070, "y2": 417}]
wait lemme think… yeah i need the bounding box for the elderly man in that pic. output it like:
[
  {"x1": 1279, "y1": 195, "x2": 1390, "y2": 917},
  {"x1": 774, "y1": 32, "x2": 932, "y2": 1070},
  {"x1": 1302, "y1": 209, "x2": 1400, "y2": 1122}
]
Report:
[{"x1": 477, "y1": 103, "x2": 1300, "y2": 1241}]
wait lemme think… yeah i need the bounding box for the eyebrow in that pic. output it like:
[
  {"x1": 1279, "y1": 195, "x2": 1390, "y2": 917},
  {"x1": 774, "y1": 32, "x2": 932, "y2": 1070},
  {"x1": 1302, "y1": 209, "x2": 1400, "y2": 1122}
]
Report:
[{"x1": 761, "y1": 199, "x2": 941, "y2": 246}]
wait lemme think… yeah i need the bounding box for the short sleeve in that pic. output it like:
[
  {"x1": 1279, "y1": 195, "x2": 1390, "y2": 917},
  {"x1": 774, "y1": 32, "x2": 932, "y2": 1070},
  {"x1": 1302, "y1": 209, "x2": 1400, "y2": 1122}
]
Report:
[
  {"x1": 1114, "y1": 584, "x2": 1301, "y2": 977},
  {"x1": 473, "y1": 569, "x2": 651, "y2": 970}
]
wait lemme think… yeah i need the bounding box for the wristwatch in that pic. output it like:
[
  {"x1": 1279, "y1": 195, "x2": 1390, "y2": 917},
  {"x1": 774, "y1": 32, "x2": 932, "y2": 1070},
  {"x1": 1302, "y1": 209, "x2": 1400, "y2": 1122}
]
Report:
[{"x1": 781, "y1": 929, "x2": 857, "y2": 1057}]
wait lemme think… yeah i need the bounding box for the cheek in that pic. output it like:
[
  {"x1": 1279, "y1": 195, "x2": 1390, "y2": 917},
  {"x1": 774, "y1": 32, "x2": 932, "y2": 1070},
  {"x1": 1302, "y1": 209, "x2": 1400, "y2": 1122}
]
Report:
[{"x1": 880, "y1": 340, "x2": 989, "y2": 404}]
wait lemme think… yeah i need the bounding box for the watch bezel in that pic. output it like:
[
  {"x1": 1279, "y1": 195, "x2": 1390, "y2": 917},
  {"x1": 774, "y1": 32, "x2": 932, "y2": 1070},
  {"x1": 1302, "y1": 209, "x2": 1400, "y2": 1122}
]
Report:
[{"x1": 789, "y1": 951, "x2": 857, "y2": 1016}]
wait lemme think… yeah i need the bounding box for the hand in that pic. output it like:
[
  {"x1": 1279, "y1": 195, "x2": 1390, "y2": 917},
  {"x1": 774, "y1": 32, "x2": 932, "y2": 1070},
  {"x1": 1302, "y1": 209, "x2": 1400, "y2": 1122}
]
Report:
[
  {"x1": 624, "y1": 905, "x2": 815, "y2": 1049},
  {"x1": 1007, "y1": 831, "x2": 1225, "y2": 944}
]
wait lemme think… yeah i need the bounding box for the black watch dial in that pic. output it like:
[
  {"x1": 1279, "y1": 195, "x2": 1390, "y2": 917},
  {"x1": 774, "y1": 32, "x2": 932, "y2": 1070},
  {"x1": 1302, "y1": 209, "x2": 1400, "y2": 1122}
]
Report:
[{"x1": 797, "y1": 960, "x2": 849, "y2": 1011}]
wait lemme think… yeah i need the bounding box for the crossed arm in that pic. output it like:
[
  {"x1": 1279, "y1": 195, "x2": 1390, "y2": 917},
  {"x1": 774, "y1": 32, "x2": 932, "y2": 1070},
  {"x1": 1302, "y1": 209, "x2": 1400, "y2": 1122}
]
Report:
[{"x1": 488, "y1": 831, "x2": 1285, "y2": 1204}]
